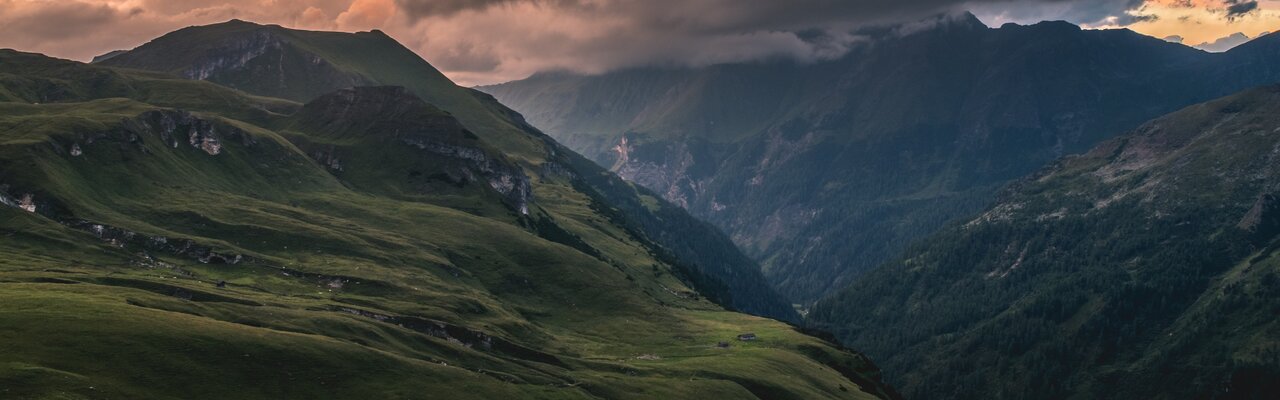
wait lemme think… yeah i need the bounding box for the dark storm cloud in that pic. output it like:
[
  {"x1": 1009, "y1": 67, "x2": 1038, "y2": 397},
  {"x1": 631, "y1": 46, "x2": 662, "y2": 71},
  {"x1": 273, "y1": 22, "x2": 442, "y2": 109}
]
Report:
[
  {"x1": 0, "y1": 0, "x2": 1271, "y2": 85},
  {"x1": 395, "y1": 0, "x2": 520, "y2": 17},
  {"x1": 1226, "y1": 0, "x2": 1260, "y2": 19},
  {"x1": 3, "y1": 0, "x2": 123, "y2": 41},
  {"x1": 392, "y1": 0, "x2": 1163, "y2": 84},
  {"x1": 396, "y1": 0, "x2": 1148, "y2": 30}
]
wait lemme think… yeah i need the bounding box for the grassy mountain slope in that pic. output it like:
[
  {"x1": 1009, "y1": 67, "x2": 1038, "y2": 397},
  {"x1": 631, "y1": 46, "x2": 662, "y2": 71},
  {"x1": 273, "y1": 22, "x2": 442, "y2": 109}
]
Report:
[
  {"x1": 481, "y1": 14, "x2": 1280, "y2": 303},
  {"x1": 99, "y1": 19, "x2": 543, "y2": 164},
  {"x1": 96, "y1": 20, "x2": 796, "y2": 320},
  {"x1": 0, "y1": 49, "x2": 894, "y2": 399},
  {"x1": 808, "y1": 85, "x2": 1280, "y2": 400}
]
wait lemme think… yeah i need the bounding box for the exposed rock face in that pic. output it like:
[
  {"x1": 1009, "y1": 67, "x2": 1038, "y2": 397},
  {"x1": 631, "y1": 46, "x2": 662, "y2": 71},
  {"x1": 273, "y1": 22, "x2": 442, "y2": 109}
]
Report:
[
  {"x1": 610, "y1": 135, "x2": 713, "y2": 209},
  {"x1": 111, "y1": 109, "x2": 255, "y2": 155},
  {"x1": 484, "y1": 15, "x2": 1280, "y2": 303},
  {"x1": 74, "y1": 220, "x2": 247, "y2": 264},
  {"x1": 311, "y1": 148, "x2": 344, "y2": 171},
  {"x1": 60, "y1": 20, "x2": 802, "y2": 324},
  {"x1": 401, "y1": 136, "x2": 533, "y2": 214},
  {"x1": 17, "y1": 194, "x2": 35, "y2": 213},
  {"x1": 0, "y1": 185, "x2": 49, "y2": 215},
  {"x1": 1238, "y1": 193, "x2": 1280, "y2": 234},
  {"x1": 809, "y1": 85, "x2": 1280, "y2": 400},
  {"x1": 295, "y1": 87, "x2": 533, "y2": 213},
  {"x1": 100, "y1": 20, "x2": 376, "y2": 102},
  {"x1": 189, "y1": 129, "x2": 222, "y2": 155},
  {"x1": 0, "y1": 189, "x2": 16, "y2": 210},
  {"x1": 181, "y1": 30, "x2": 282, "y2": 81}
]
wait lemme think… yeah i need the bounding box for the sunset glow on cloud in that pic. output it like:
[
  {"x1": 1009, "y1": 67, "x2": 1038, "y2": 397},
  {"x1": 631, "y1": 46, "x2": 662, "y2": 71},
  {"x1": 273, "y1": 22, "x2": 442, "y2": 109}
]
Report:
[
  {"x1": 1093, "y1": 0, "x2": 1280, "y2": 44},
  {"x1": 2, "y1": 0, "x2": 1277, "y2": 85}
]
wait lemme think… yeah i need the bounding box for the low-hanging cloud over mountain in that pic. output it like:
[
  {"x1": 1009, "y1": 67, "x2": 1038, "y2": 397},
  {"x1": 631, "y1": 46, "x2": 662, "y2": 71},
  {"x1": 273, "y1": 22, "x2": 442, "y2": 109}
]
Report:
[{"x1": 0, "y1": 0, "x2": 1274, "y2": 85}]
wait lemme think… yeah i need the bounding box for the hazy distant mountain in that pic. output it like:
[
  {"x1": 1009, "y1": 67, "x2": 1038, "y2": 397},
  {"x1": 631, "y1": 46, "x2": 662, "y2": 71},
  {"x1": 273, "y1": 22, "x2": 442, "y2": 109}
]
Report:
[
  {"x1": 809, "y1": 85, "x2": 1280, "y2": 400},
  {"x1": 1194, "y1": 32, "x2": 1259, "y2": 52},
  {"x1": 483, "y1": 13, "x2": 1280, "y2": 303},
  {"x1": 0, "y1": 21, "x2": 896, "y2": 398}
]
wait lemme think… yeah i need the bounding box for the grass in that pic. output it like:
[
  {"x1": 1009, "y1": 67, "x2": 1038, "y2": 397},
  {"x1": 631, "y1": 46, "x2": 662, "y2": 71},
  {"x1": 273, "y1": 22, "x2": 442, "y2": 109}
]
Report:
[
  {"x1": 97, "y1": 20, "x2": 550, "y2": 164},
  {"x1": 0, "y1": 52, "x2": 893, "y2": 399}
]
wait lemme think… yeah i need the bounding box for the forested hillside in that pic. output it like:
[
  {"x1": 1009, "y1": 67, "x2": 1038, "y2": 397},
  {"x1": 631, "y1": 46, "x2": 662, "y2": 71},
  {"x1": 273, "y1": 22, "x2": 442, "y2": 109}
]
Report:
[{"x1": 809, "y1": 85, "x2": 1280, "y2": 400}]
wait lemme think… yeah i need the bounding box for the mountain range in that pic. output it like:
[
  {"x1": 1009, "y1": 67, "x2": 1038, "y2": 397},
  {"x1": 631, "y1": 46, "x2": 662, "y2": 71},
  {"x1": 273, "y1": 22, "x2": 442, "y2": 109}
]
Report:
[
  {"x1": 481, "y1": 13, "x2": 1280, "y2": 304},
  {"x1": 0, "y1": 21, "x2": 896, "y2": 399},
  {"x1": 6, "y1": 11, "x2": 1280, "y2": 400},
  {"x1": 95, "y1": 19, "x2": 800, "y2": 322},
  {"x1": 809, "y1": 83, "x2": 1280, "y2": 400}
]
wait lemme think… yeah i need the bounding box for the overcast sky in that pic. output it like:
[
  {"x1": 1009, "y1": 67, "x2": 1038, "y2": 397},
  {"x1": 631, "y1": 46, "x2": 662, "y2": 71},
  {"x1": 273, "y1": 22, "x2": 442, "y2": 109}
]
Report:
[{"x1": 2, "y1": 0, "x2": 1278, "y2": 85}]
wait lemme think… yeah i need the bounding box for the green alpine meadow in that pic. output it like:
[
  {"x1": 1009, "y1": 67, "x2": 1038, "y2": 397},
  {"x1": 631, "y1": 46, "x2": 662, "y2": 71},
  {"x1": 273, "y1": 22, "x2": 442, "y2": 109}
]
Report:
[
  {"x1": 0, "y1": 22, "x2": 892, "y2": 400},
  {"x1": 5, "y1": 2, "x2": 1280, "y2": 399}
]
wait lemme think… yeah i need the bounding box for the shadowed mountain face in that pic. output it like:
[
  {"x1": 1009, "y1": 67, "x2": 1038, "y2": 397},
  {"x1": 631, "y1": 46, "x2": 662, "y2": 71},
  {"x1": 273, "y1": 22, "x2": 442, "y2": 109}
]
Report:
[
  {"x1": 98, "y1": 19, "x2": 798, "y2": 322},
  {"x1": 809, "y1": 85, "x2": 1280, "y2": 400},
  {"x1": 0, "y1": 22, "x2": 898, "y2": 398},
  {"x1": 99, "y1": 19, "x2": 548, "y2": 162},
  {"x1": 482, "y1": 14, "x2": 1280, "y2": 303}
]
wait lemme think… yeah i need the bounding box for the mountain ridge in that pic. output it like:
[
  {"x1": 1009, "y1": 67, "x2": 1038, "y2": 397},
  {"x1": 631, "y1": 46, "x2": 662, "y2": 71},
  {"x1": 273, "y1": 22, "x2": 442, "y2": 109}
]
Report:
[
  {"x1": 97, "y1": 19, "x2": 799, "y2": 321},
  {"x1": 0, "y1": 24, "x2": 884, "y2": 398},
  {"x1": 809, "y1": 84, "x2": 1280, "y2": 399},
  {"x1": 482, "y1": 16, "x2": 1280, "y2": 303}
]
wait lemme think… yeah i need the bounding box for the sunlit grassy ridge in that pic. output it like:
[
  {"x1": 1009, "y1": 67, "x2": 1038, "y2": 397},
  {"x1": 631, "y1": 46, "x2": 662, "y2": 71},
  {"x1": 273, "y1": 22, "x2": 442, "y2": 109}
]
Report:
[
  {"x1": 96, "y1": 20, "x2": 798, "y2": 321},
  {"x1": 0, "y1": 49, "x2": 893, "y2": 399},
  {"x1": 100, "y1": 19, "x2": 546, "y2": 163}
]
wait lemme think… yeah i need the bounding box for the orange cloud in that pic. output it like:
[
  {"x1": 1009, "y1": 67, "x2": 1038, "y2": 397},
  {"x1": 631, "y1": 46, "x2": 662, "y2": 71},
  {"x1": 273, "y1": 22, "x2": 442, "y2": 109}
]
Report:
[
  {"x1": 1121, "y1": 0, "x2": 1280, "y2": 44},
  {"x1": 336, "y1": 0, "x2": 396, "y2": 31},
  {"x1": 0, "y1": 0, "x2": 1278, "y2": 85}
]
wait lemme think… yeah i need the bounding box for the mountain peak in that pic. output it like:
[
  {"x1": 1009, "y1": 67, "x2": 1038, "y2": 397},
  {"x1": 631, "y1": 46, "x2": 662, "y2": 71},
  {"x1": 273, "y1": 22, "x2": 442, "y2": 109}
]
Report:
[
  {"x1": 98, "y1": 22, "x2": 380, "y2": 102},
  {"x1": 1227, "y1": 28, "x2": 1280, "y2": 54},
  {"x1": 0, "y1": 42, "x2": 887, "y2": 399},
  {"x1": 906, "y1": 11, "x2": 989, "y2": 34},
  {"x1": 216, "y1": 18, "x2": 271, "y2": 28},
  {"x1": 995, "y1": 19, "x2": 1081, "y2": 33},
  {"x1": 954, "y1": 11, "x2": 988, "y2": 30}
]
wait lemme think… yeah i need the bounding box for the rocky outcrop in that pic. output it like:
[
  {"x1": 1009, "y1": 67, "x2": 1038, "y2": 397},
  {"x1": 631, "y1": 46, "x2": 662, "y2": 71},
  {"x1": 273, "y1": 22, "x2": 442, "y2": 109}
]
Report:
[
  {"x1": 67, "y1": 219, "x2": 246, "y2": 264},
  {"x1": 17, "y1": 194, "x2": 35, "y2": 213},
  {"x1": 0, "y1": 184, "x2": 66, "y2": 217},
  {"x1": 296, "y1": 87, "x2": 533, "y2": 214},
  {"x1": 311, "y1": 148, "x2": 344, "y2": 171},
  {"x1": 181, "y1": 30, "x2": 283, "y2": 81},
  {"x1": 0, "y1": 188, "x2": 36, "y2": 213},
  {"x1": 1239, "y1": 193, "x2": 1280, "y2": 243},
  {"x1": 100, "y1": 21, "x2": 376, "y2": 102},
  {"x1": 101, "y1": 109, "x2": 257, "y2": 155},
  {"x1": 400, "y1": 137, "x2": 532, "y2": 214},
  {"x1": 485, "y1": 15, "x2": 1280, "y2": 304},
  {"x1": 610, "y1": 135, "x2": 710, "y2": 209}
]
